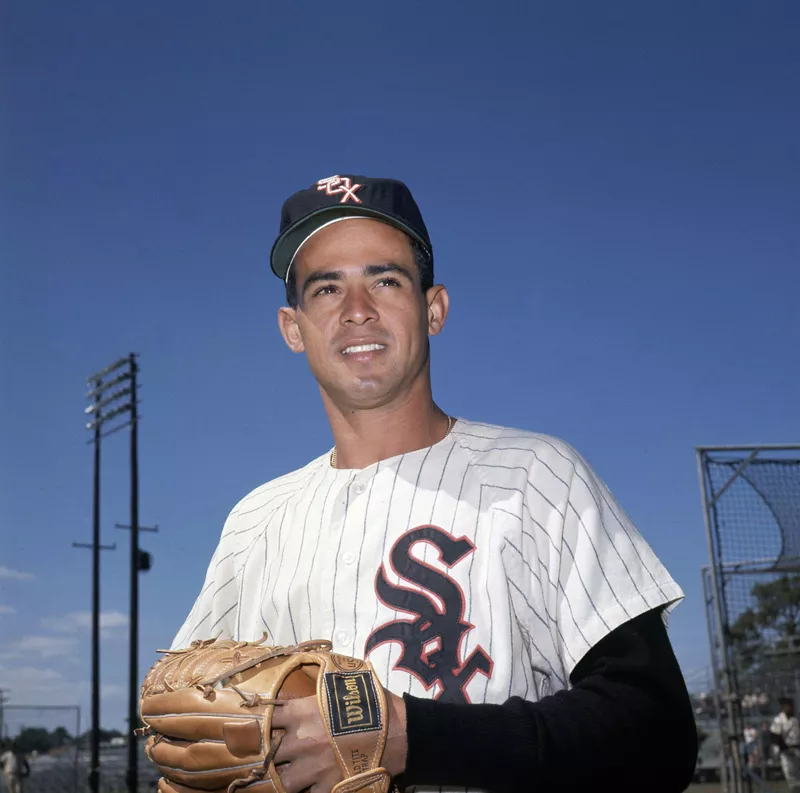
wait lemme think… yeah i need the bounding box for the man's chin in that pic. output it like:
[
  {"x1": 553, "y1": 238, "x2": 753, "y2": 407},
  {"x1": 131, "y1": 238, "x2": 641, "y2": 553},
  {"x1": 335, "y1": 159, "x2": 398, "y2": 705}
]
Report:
[
  {"x1": 346, "y1": 386, "x2": 395, "y2": 410},
  {"x1": 322, "y1": 378, "x2": 399, "y2": 410}
]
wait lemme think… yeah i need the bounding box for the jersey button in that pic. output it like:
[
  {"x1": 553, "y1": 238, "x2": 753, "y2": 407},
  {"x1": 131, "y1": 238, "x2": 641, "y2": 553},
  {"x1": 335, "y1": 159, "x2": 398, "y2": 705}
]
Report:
[
  {"x1": 337, "y1": 632, "x2": 351, "y2": 646},
  {"x1": 352, "y1": 482, "x2": 366, "y2": 495},
  {"x1": 342, "y1": 551, "x2": 356, "y2": 565}
]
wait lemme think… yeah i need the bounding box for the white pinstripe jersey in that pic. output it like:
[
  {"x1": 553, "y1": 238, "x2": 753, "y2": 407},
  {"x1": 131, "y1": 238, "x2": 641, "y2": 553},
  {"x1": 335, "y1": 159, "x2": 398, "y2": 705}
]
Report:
[{"x1": 173, "y1": 418, "x2": 682, "y2": 727}]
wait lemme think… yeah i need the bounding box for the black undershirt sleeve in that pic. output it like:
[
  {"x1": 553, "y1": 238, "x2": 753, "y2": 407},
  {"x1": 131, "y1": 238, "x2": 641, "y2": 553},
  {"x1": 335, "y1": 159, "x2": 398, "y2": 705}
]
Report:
[{"x1": 399, "y1": 606, "x2": 698, "y2": 793}]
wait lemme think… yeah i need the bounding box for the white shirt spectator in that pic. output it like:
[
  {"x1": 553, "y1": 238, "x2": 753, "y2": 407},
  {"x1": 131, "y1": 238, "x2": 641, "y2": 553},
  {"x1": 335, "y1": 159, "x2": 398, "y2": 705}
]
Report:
[
  {"x1": 1, "y1": 750, "x2": 22, "y2": 777},
  {"x1": 772, "y1": 712, "x2": 800, "y2": 748}
]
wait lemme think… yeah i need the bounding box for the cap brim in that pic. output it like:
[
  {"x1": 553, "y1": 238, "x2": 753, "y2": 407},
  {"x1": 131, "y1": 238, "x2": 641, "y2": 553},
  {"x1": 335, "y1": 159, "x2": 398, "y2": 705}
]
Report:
[{"x1": 270, "y1": 206, "x2": 430, "y2": 281}]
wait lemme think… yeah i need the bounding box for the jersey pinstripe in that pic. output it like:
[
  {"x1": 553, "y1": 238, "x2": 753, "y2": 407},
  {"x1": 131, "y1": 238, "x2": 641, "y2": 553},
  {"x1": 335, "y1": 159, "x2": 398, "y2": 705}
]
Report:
[{"x1": 172, "y1": 418, "x2": 683, "y2": 785}]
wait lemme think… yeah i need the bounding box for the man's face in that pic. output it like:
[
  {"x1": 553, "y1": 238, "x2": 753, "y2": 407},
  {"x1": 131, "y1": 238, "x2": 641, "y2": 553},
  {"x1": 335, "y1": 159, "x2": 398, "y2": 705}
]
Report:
[
  {"x1": 278, "y1": 218, "x2": 447, "y2": 410},
  {"x1": 785, "y1": 702, "x2": 795, "y2": 717}
]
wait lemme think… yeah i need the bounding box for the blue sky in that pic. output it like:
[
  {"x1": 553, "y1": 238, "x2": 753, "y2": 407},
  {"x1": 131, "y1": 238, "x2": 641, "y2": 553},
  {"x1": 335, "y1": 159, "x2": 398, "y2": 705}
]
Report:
[{"x1": 1, "y1": 1, "x2": 798, "y2": 732}]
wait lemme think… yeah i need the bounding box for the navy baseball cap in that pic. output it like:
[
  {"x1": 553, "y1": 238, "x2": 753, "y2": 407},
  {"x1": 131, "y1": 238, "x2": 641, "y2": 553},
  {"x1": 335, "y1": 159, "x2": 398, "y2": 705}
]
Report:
[{"x1": 270, "y1": 175, "x2": 433, "y2": 281}]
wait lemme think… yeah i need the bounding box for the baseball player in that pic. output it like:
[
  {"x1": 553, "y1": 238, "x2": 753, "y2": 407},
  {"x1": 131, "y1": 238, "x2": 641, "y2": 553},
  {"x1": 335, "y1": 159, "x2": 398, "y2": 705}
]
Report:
[{"x1": 169, "y1": 175, "x2": 698, "y2": 792}]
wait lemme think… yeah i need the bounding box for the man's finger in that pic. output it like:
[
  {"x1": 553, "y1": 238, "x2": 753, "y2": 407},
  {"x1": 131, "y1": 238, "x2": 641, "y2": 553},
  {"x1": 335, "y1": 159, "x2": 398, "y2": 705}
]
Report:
[
  {"x1": 271, "y1": 728, "x2": 297, "y2": 765},
  {"x1": 270, "y1": 696, "x2": 304, "y2": 729},
  {"x1": 308, "y1": 773, "x2": 346, "y2": 793},
  {"x1": 276, "y1": 760, "x2": 323, "y2": 793}
]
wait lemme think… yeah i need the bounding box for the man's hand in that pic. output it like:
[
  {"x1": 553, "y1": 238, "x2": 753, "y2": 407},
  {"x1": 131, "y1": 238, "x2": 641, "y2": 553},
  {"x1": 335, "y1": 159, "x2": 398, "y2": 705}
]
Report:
[
  {"x1": 272, "y1": 688, "x2": 407, "y2": 793},
  {"x1": 141, "y1": 638, "x2": 397, "y2": 793}
]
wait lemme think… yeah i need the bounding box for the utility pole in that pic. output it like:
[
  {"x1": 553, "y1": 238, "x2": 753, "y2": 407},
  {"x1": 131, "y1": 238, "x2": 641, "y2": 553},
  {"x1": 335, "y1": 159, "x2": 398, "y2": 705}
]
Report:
[
  {"x1": 117, "y1": 495, "x2": 159, "y2": 793},
  {"x1": 71, "y1": 525, "x2": 115, "y2": 793},
  {"x1": 127, "y1": 355, "x2": 140, "y2": 793},
  {"x1": 117, "y1": 522, "x2": 158, "y2": 793},
  {"x1": 78, "y1": 355, "x2": 138, "y2": 793},
  {"x1": 81, "y1": 353, "x2": 154, "y2": 793},
  {"x1": 74, "y1": 367, "x2": 122, "y2": 793}
]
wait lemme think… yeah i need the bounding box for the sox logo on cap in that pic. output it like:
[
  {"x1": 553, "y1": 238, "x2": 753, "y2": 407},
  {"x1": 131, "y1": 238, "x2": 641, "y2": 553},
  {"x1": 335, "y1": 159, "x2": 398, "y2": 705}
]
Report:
[{"x1": 317, "y1": 175, "x2": 363, "y2": 204}]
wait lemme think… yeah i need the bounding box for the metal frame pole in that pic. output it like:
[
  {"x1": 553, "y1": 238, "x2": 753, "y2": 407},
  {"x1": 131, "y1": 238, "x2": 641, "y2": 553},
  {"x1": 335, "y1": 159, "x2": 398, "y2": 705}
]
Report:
[
  {"x1": 702, "y1": 565, "x2": 729, "y2": 792},
  {"x1": 697, "y1": 449, "x2": 742, "y2": 793},
  {"x1": 695, "y1": 443, "x2": 800, "y2": 452}
]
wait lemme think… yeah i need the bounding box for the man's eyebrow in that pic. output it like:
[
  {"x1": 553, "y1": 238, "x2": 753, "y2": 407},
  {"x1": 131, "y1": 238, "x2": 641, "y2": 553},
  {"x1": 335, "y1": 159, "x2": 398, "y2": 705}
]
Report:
[
  {"x1": 363, "y1": 263, "x2": 414, "y2": 281},
  {"x1": 301, "y1": 270, "x2": 343, "y2": 296},
  {"x1": 301, "y1": 263, "x2": 414, "y2": 296}
]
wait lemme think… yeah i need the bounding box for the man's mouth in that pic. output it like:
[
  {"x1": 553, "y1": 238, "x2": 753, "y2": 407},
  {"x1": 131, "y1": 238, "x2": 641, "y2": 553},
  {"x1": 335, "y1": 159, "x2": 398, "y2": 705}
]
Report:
[{"x1": 341, "y1": 344, "x2": 387, "y2": 355}]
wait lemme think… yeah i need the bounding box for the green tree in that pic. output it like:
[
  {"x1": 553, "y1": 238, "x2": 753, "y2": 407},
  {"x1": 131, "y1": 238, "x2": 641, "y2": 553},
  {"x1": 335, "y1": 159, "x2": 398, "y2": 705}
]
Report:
[
  {"x1": 730, "y1": 574, "x2": 800, "y2": 675},
  {"x1": 14, "y1": 728, "x2": 53, "y2": 754},
  {"x1": 50, "y1": 726, "x2": 72, "y2": 747}
]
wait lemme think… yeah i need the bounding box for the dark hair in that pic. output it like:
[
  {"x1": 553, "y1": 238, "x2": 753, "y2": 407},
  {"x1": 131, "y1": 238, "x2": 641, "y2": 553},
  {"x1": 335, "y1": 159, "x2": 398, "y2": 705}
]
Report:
[{"x1": 285, "y1": 236, "x2": 433, "y2": 308}]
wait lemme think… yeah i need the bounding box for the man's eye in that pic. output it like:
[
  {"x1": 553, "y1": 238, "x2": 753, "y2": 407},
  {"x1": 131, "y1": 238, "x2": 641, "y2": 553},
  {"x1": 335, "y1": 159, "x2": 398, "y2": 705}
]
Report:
[
  {"x1": 377, "y1": 277, "x2": 401, "y2": 287},
  {"x1": 312, "y1": 284, "x2": 338, "y2": 297}
]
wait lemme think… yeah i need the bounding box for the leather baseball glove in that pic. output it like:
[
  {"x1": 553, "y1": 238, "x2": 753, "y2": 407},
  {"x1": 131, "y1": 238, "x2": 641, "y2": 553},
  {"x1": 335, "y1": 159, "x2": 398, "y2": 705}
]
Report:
[{"x1": 139, "y1": 636, "x2": 392, "y2": 793}]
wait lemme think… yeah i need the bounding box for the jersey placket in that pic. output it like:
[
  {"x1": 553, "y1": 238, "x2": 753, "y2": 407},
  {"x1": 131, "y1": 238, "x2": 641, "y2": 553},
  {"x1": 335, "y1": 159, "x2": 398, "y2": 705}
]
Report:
[{"x1": 326, "y1": 471, "x2": 373, "y2": 654}]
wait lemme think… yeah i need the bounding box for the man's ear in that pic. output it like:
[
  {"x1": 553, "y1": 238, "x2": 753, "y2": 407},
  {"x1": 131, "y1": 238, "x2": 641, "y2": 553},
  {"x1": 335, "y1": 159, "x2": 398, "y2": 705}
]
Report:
[
  {"x1": 425, "y1": 284, "x2": 449, "y2": 337},
  {"x1": 277, "y1": 307, "x2": 305, "y2": 353}
]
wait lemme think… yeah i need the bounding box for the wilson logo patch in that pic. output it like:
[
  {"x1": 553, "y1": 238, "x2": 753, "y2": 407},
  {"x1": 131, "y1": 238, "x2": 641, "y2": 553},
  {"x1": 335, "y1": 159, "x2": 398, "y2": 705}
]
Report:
[{"x1": 324, "y1": 672, "x2": 381, "y2": 735}]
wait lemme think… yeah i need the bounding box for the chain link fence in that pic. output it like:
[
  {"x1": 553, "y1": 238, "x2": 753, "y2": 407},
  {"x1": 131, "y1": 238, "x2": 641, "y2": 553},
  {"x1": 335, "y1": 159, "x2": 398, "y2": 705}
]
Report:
[
  {"x1": 22, "y1": 746, "x2": 159, "y2": 793},
  {"x1": 1, "y1": 703, "x2": 159, "y2": 793},
  {"x1": 698, "y1": 445, "x2": 800, "y2": 793}
]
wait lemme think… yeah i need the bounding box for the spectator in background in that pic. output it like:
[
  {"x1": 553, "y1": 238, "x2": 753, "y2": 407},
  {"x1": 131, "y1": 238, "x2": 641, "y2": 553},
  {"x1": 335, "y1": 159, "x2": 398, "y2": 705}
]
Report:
[
  {"x1": 744, "y1": 725, "x2": 759, "y2": 768},
  {"x1": 760, "y1": 721, "x2": 775, "y2": 776},
  {"x1": 0, "y1": 742, "x2": 30, "y2": 793},
  {"x1": 771, "y1": 697, "x2": 800, "y2": 791}
]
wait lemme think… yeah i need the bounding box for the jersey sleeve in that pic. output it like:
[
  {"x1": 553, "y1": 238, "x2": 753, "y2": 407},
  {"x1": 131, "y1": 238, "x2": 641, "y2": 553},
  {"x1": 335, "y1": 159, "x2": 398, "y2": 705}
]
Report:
[
  {"x1": 170, "y1": 506, "x2": 241, "y2": 649},
  {"x1": 553, "y1": 450, "x2": 684, "y2": 677}
]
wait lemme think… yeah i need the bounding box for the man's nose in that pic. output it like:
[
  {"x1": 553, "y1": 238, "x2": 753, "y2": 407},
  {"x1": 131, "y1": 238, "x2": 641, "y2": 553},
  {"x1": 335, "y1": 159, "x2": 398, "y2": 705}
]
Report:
[{"x1": 340, "y1": 286, "x2": 378, "y2": 325}]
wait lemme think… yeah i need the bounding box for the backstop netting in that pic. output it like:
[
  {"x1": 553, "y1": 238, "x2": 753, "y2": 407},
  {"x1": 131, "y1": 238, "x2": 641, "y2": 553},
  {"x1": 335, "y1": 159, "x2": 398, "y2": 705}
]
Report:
[{"x1": 699, "y1": 446, "x2": 800, "y2": 792}]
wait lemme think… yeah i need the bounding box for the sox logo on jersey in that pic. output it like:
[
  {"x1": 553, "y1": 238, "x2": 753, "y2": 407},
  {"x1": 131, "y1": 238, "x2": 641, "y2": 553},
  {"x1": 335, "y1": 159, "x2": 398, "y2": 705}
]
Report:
[
  {"x1": 173, "y1": 419, "x2": 682, "y2": 723},
  {"x1": 365, "y1": 526, "x2": 493, "y2": 704}
]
